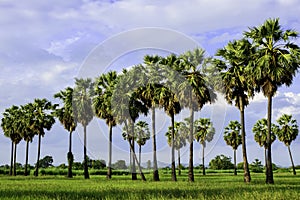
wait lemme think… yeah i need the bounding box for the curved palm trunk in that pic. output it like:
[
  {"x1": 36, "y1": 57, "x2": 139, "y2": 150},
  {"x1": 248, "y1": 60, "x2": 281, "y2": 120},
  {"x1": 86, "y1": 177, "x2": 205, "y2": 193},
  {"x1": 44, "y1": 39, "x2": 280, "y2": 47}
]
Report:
[
  {"x1": 130, "y1": 121, "x2": 137, "y2": 180},
  {"x1": 107, "y1": 122, "x2": 113, "y2": 179},
  {"x1": 171, "y1": 113, "x2": 177, "y2": 182},
  {"x1": 266, "y1": 95, "x2": 274, "y2": 184},
  {"x1": 25, "y1": 140, "x2": 29, "y2": 176},
  {"x1": 35, "y1": 134, "x2": 42, "y2": 177},
  {"x1": 13, "y1": 143, "x2": 17, "y2": 176},
  {"x1": 188, "y1": 108, "x2": 194, "y2": 182},
  {"x1": 240, "y1": 99, "x2": 251, "y2": 183},
  {"x1": 67, "y1": 131, "x2": 73, "y2": 178},
  {"x1": 202, "y1": 143, "x2": 205, "y2": 175},
  {"x1": 234, "y1": 149, "x2": 237, "y2": 176},
  {"x1": 287, "y1": 145, "x2": 296, "y2": 175},
  {"x1": 152, "y1": 108, "x2": 160, "y2": 181},
  {"x1": 10, "y1": 141, "x2": 13, "y2": 176},
  {"x1": 128, "y1": 138, "x2": 146, "y2": 181},
  {"x1": 83, "y1": 125, "x2": 89, "y2": 179},
  {"x1": 178, "y1": 149, "x2": 181, "y2": 176}
]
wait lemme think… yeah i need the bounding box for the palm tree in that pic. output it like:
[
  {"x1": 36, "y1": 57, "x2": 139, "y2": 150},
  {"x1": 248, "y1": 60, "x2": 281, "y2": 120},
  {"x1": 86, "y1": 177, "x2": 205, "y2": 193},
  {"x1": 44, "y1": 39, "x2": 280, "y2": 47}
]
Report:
[
  {"x1": 20, "y1": 103, "x2": 36, "y2": 176},
  {"x1": 194, "y1": 118, "x2": 215, "y2": 175},
  {"x1": 112, "y1": 67, "x2": 148, "y2": 181},
  {"x1": 73, "y1": 78, "x2": 94, "y2": 179},
  {"x1": 31, "y1": 98, "x2": 56, "y2": 176},
  {"x1": 135, "y1": 121, "x2": 150, "y2": 164},
  {"x1": 165, "y1": 121, "x2": 188, "y2": 176},
  {"x1": 252, "y1": 118, "x2": 277, "y2": 170},
  {"x1": 93, "y1": 71, "x2": 118, "y2": 179},
  {"x1": 276, "y1": 114, "x2": 298, "y2": 175},
  {"x1": 1, "y1": 105, "x2": 22, "y2": 176},
  {"x1": 223, "y1": 120, "x2": 242, "y2": 175},
  {"x1": 179, "y1": 48, "x2": 216, "y2": 181},
  {"x1": 142, "y1": 54, "x2": 165, "y2": 181},
  {"x1": 54, "y1": 87, "x2": 77, "y2": 178},
  {"x1": 215, "y1": 38, "x2": 255, "y2": 182},
  {"x1": 244, "y1": 18, "x2": 300, "y2": 184}
]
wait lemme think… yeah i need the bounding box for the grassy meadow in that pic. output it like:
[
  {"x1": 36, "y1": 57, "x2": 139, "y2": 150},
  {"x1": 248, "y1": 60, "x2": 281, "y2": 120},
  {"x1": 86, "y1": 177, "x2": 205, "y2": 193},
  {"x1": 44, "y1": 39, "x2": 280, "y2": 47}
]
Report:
[{"x1": 0, "y1": 171, "x2": 300, "y2": 200}]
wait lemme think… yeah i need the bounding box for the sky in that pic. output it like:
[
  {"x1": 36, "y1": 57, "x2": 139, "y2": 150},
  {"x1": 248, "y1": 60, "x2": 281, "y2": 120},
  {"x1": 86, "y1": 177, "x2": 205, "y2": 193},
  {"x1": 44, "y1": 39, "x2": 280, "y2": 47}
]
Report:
[{"x1": 1, "y1": 0, "x2": 300, "y2": 168}]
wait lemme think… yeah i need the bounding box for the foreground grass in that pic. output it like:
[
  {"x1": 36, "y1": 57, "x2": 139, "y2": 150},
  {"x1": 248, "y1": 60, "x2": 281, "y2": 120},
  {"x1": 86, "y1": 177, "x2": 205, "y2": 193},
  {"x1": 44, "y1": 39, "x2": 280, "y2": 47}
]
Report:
[{"x1": 0, "y1": 173, "x2": 299, "y2": 199}]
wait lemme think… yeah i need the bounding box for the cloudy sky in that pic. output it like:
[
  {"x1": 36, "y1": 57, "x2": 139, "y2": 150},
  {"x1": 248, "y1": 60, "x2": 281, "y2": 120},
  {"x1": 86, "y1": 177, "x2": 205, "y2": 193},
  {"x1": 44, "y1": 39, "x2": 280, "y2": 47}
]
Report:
[{"x1": 1, "y1": 0, "x2": 300, "y2": 168}]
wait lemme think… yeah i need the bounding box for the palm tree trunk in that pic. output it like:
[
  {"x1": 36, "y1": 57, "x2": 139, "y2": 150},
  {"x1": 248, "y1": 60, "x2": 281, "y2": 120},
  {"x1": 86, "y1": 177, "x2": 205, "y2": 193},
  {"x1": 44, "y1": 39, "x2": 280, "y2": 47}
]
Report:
[
  {"x1": 13, "y1": 142, "x2": 17, "y2": 176},
  {"x1": 266, "y1": 95, "x2": 274, "y2": 184},
  {"x1": 25, "y1": 140, "x2": 29, "y2": 176},
  {"x1": 188, "y1": 107, "x2": 194, "y2": 182},
  {"x1": 234, "y1": 149, "x2": 237, "y2": 176},
  {"x1": 107, "y1": 122, "x2": 112, "y2": 179},
  {"x1": 178, "y1": 149, "x2": 181, "y2": 176},
  {"x1": 128, "y1": 139, "x2": 146, "y2": 181},
  {"x1": 264, "y1": 147, "x2": 267, "y2": 175},
  {"x1": 35, "y1": 134, "x2": 42, "y2": 177},
  {"x1": 83, "y1": 125, "x2": 89, "y2": 179},
  {"x1": 67, "y1": 131, "x2": 73, "y2": 178},
  {"x1": 171, "y1": 113, "x2": 177, "y2": 182},
  {"x1": 130, "y1": 121, "x2": 137, "y2": 180},
  {"x1": 152, "y1": 107, "x2": 160, "y2": 181},
  {"x1": 10, "y1": 141, "x2": 13, "y2": 176},
  {"x1": 202, "y1": 143, "x2": 205, "y2": 175},
  {"x1": 139, "y1": 144, "x2": 142, "y2": 166},
  {"x1": 287, "y1": 145, "x2": 296, "y2": 175},
  {"x1": 240, "y1": 99, "x2": 251, "y2": 183}
]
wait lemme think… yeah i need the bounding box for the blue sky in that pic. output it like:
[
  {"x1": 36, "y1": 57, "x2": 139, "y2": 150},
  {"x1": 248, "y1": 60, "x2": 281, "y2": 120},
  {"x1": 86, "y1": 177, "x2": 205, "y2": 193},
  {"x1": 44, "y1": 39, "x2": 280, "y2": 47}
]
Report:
[{"x1": 1, "y1": 0, "x2": 300, "y2": 168}]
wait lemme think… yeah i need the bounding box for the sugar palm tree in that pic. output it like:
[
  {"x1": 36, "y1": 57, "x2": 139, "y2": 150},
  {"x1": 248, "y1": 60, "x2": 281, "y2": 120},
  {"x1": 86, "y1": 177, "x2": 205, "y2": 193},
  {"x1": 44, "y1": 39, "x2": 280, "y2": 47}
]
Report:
[
  {"x1": 54, "y1": 87, "x2": 77, "y2": 178},
  {"x1": 73, "y1": 78, "x2": 94, "y2": 179},
  {"x1": 244, "y1": 18, "x2": 300, "y2": 184},
  {"x1": 1, "y1": 105, "x2": 22, "y2": 176},
  {"x1": 215, "y1": 38, "x2": 255, "y2": 182},
  {"x1": 194, "y1": 118, "x2": 215, "y2": 175},
  {"x1": 165, "y1": 121, "x2": 188, "y2": 176},
  {"x1": 276, "y1": 114, "x2": 298, "y2": 175},
  {"x1": 223, "y1": 120, "x2": 242, "y2": 175},
  {"x1": 31, "y1": 98, "x2": 56, "y2": 176},
  {"x1": 112, "y1": 67, "x2": 148, "y2": 181},
  {"x1": 135, "y1": 121, "x2": 150, "y2": 164},
  {"x1": 142, "y1": 54, "x2": 165, "y2": 181},
  {"x1": 93, "y1": 71, "x2": 118, "y2": 179},
  {"x1": 252, "y1": 118, "x2": 277, "y2": 169},
  {"x1": 20, "y1": 103, "x2": 36, "y2": 176},
  {"x1": 179, "y1": 48, "x2": 216, "y2": 181}
]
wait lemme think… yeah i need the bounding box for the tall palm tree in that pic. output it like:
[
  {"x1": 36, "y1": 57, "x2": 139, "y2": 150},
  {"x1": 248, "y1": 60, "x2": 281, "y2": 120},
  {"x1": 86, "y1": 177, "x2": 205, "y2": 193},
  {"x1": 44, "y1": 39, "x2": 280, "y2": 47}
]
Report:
[
  {"x1": 165, "y1": 121, "x2": 188, "y2": 176},
  {"x1": 31, "y1": 98, "x2": 56, "y2": 177},
  {"x1": 112, "y1": 67, "x2": 148, "y2": 181},
  {"x1": 135, "y1": 121, "x2": 150, "y2": 164},
  {"x1": 1, "y1": 105, "x2": 22, "y2": 176},
  {"x1": 54, "y1": 87, "x2": 77, "y2": 178},
  {"x1": 244, "y1": 18, "x2": 300, "y2": 184},
  {"x1": 194, "y1": 118, "x2": 215, "y2": 175},
  {"x1": 223, "y1": 120, "x2": 242, "y2": 175},
  {"x1": 93, "y1": 71, "x2": 118, "y2": 179},
  {"x1": 179, "y1": 48, "x2": 216, "y2": 181},
  {"x1": 20, "y1": 103, "x2": 36, "y2": 176},
  {"x1": 252, "y1": 118, "x2": 277, "y2": 170},
  {"x1": 276, "y1": 114, "x2": 298, "y2": 175},
  {"x1": 142, "y1": 54, "x2": 165, "y2": 181},
  {"x1": 215, "y1": 38, "x2": 255, "y2": 182},
  {"x1": 73, "y1": 78, "x2": 94, "y2": 179}
]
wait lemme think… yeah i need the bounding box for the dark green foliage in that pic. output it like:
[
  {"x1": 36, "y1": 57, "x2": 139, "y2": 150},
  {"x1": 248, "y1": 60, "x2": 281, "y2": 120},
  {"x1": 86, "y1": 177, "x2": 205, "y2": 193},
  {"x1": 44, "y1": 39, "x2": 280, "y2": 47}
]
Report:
[
  {"x1": 209, "y1": 155, "x2": 234, "y2": 170},
  {"x1": 250, "y1": 159, "x2": 264, "y2": 173},
  {"x1": 37, "y1": 156, "x2": 53, "y2": 168},
  {"x1": 112, "y1": 160, "x2": 127, "y2": 170}
]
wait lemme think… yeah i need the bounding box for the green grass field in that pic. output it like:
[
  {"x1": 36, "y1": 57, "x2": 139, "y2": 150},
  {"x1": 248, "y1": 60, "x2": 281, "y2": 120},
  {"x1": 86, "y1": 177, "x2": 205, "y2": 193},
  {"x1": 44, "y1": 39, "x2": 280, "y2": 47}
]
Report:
[{"x1": 0, "y1": 172, "x2": 300, "y2": 200}]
